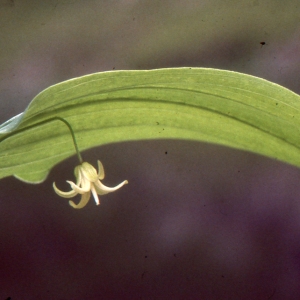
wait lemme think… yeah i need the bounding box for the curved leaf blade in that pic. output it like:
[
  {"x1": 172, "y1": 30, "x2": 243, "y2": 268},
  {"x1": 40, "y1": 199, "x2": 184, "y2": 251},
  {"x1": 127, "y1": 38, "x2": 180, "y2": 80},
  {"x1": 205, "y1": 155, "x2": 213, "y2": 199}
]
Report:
[{"x1": 1, "y1": 67, "x2": 300, "y2": 183}]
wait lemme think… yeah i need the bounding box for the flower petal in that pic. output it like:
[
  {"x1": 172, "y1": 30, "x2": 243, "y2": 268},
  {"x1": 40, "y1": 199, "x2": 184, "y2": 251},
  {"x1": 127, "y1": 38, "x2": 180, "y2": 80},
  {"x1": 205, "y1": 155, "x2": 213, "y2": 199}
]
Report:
[
  {"x1": 81, "y1": 162, "x2": 99, "y2": 182},
  {"x1": 91, "y1": 185, "x2": 100, "y2": 205},
  {"x1": 67, "y1": 180, "x2": 90, "y2": 194},
  {"x1": 94, "y1": 179, "x2": 128, "y2": 195},
  {"x1": 53, "y1": 182, "x2": 78, "y2": 198},
  {"x1": 97, "y1": 160, "x2": 105, "y2": 180},
  {"x1": 69, "y1": 191, "x2": 91, "y2": 209},
  {"x1": 74, "y1": 166, "x2": 82, "y2": 185}
]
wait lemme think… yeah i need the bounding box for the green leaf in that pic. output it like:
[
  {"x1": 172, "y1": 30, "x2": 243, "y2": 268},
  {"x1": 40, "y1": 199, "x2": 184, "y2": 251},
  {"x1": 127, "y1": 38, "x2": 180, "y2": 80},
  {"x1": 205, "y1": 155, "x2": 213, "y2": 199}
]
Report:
[{"x1": 1, "y1": 68, "x2": 300, "y2": 183}]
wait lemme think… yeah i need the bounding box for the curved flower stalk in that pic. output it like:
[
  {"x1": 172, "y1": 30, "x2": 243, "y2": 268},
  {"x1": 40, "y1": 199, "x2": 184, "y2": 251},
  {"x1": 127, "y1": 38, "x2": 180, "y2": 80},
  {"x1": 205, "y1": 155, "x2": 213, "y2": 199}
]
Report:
[{"x1": 53, "y1": 160, "x2": 128, "y2": 209}]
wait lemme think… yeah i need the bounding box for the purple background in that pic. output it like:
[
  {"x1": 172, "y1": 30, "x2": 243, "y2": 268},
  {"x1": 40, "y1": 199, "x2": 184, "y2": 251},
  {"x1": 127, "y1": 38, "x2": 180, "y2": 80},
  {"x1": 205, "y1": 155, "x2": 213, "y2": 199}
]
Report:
[{"x1": 1, "y1": 1, "x2": 300, "y2": 299}]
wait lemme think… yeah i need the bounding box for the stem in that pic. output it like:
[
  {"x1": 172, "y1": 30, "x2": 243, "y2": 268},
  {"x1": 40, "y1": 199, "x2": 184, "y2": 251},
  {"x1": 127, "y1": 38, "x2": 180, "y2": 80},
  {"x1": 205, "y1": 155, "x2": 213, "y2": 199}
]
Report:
[
  {"x1": 55, "y1": 117, "x2": 83, "y2": 163},
  {"x1": 0, "y1": 116, "x2": 83, "y2": 163}
]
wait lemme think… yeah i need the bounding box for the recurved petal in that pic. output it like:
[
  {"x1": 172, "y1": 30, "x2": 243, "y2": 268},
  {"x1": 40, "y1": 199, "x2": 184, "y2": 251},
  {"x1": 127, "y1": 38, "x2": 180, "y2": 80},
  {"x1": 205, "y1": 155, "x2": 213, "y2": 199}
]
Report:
[
  {"x1": 94, "y1": 179, "x2": 128, "y2": 195},
  {"x1": 53, "y1": 182, "x2": 78, "y2": 198},
  {"x1": 97, "y1": 160, "x2": 105, "y2": 180},
  {"x1": 69, "y1": 191, "x2": 91, "y2": 209},
  {"x1": 67, "y1": 180, "x2": 90, "y2": 194}
]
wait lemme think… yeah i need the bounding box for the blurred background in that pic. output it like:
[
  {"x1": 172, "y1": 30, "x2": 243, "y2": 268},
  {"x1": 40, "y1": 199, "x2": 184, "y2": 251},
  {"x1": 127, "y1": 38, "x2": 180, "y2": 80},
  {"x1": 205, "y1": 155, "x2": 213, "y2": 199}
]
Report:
[{"x1": 1, "y1": 0, "x2": 300, "y2": 299}]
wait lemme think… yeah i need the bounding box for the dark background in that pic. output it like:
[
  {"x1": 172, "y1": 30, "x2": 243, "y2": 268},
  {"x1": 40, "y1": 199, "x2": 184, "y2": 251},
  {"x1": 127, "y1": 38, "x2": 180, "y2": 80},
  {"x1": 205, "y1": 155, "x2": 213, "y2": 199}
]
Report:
[{"x1": 1, "y1": 1, "x2": 300, "y2": 299}]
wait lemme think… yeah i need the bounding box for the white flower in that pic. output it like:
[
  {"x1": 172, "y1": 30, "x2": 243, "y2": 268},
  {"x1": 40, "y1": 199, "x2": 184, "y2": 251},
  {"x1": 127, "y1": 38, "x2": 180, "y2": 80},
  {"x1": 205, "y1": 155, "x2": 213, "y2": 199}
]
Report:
[{"x1": 53, "y1": 160, "x2": 128, "y2": 209}]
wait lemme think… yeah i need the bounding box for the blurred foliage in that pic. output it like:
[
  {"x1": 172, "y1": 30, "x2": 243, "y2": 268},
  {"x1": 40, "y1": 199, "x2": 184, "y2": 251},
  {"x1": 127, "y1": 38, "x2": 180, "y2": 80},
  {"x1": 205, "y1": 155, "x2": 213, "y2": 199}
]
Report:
[{"x1": 0, "y1": 0, "x2": 300, "y2": 69}]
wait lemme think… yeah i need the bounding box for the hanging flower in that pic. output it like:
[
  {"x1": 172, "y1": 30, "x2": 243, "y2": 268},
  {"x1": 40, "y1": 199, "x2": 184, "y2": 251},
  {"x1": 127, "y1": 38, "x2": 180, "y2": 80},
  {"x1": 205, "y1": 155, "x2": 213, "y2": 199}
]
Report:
[{"x1": 53, "y1": 160, "x2": 128, "y2": 209}]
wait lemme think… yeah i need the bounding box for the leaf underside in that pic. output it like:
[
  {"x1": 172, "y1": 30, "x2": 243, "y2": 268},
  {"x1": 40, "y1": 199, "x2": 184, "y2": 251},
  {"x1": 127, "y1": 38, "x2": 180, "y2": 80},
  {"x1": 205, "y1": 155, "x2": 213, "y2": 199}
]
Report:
[{"x1": 1, "y1": 67, "x2": 300, "y2": 183}]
